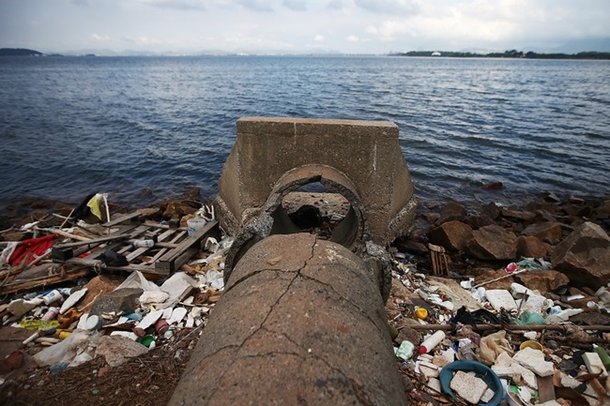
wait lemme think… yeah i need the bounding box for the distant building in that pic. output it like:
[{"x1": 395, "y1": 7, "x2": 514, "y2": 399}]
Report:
[{"x1": 431, "y1": 51, "x2": 441, "y2": 56}]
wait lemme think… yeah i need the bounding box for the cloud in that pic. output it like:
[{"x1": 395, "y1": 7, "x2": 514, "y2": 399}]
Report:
[
  {"x1": 314, "y1": 34, "x2": 325, "y2": 42},
  {"x1": 353, "y1": 0, "x2": 419, "y2": 15},
  {"x1": 135, "y1": 0, "x2": 205, "y2": 11},
  {"x1": 347, "y1": 34, "x2": 359, "y2": 42},
  {"x1": 91, "y1": 33, "x2": 111, "y2": 41},
  {"x1": 326, "y1": 0, "x2": 343, "y2": 10},
  {"x1": 283, "y1": 0, "x2": 307, "y2": 11},
  {"x1": 236, "y1": 0, "x2": 274, "y2": 12}
]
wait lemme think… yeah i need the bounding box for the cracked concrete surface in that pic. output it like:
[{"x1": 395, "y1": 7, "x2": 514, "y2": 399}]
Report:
[{"x1": 169, "y1": 234, "x2": 405, "y2": 405}]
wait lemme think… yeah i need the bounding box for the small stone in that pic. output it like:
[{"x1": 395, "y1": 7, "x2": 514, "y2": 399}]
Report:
[
  {"x1": 96, "y1": 335, "x2": 148, "y2": 367},
  {"x1": 90, "y1": 288, "x2": 143, "y2": 316},
  {"x1": 482, "y1": 181, "x2": 503, "y2": 190}
]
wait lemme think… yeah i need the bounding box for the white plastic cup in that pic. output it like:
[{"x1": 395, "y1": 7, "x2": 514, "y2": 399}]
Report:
[{"x1": 187, "y1": 218, "x2": 207, "y2": 236}]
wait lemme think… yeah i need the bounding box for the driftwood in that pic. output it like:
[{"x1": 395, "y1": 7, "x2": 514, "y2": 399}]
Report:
[
  {"x1": 0, "y1": 268, "x2": 90, "y2": 295},
  {"x1": 54, "y1": 233, "x2": 131, "y2": 249},
  {"x1": 473, "y1": 268, "x2": 528, "y2": 288}
]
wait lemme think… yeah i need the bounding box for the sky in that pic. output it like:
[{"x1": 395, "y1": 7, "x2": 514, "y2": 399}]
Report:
[{"x1": 1, "y1": 0, "x2": 609, "y2": 55}]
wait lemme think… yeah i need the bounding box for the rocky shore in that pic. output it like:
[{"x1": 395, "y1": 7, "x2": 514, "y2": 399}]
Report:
[{"x1": 0, "y1": 189, "x2": 608, "y2": 405}]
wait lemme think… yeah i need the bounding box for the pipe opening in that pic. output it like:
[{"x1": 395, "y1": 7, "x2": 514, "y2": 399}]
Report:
[{"x1": 267, "y1": 175, "x2": 364, "y2": 248}]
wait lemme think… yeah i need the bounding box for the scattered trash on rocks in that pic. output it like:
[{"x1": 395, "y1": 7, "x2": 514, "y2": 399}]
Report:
[
  {"x1": 0, "y1": 191, "x2": 231, "y2": 404},
  {"x1": 389, "y1": 194, "x2": 609, "y2": 405},
  {"x1": 1, "y1": 190, "x2": 609, "y2": 405}
]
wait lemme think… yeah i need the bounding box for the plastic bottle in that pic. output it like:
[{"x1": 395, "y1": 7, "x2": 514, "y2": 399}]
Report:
[
  {"x1": 41, "y1": 306, "x2": 59, "y2": 321},
  {"x1": 418, "y1": 331, "x2": 446, "y2": 354},
  {"x1": 130, "y1": 239, "x2": 155, "y2": 248},
  {"x1": 42, "y1": 289, "x2": 63, "y2": 305}
]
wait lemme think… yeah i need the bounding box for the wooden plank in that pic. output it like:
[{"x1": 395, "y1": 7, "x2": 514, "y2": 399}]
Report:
[
  {"x1": 155, "y1": 221, "x2": 217, "y2": 274},
  {"x1": 0, "y1": 268, "x2": 90, "y2": 295},
  {"x1": 105, "y1": 263, "x2": 166, "y2": 275},
  {"x1": 103, "y1": 211, "x2": 142, "y2": 227},
  {"x1": 54, "y1": 233, "x2": 131, "y2": 249}
]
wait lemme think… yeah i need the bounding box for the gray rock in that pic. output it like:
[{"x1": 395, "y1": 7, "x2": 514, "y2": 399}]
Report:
[
  {"x1": 90, "y1": 288, "x2": 143, "y2": 316},
  {"x1": 551, "y1": 221, "x2": 610, "y2": 288},
  {"x1": 467, "y1": 225, "x2": 517, "y2": 261},
  {"x1": 428, "y1": 220, "x2": 473, "y2": 251},
  {"x1": 522, "y1": 222, "x2": 562, "y2": 244}
]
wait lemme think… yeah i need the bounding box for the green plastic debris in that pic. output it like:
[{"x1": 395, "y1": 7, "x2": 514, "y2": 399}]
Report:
[
  {"x1": 395, "y1": 340, "x2": 414, "y2": 361},
  {"x1": 19, "y1": 318, "x2": 60, "y2": 331},
  {"x1": 516, "y1": 310, "x2": 546, "y2": 325}
]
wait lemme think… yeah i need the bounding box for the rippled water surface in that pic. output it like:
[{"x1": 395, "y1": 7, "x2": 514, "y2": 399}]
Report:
[{"x1": 1, "y1": 56, "x2": 609, "y2": 210}]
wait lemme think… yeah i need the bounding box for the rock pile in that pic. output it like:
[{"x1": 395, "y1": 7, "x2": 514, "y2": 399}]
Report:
[{"x1": 389, "y1": 194, "x2": 610, "y2": 405}]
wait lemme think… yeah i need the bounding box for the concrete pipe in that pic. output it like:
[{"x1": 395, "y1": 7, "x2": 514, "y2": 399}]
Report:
[{"x1": 170, "y1": 233, "x2": 405, "y2": 405}]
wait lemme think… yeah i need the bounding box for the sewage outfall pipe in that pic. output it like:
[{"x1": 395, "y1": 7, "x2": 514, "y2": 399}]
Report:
[{"x1": 169, "y1": 233, "x2": 405, "y2": 405}]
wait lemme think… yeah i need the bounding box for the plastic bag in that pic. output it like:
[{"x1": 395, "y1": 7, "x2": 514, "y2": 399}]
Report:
[{"x1": 478, "y1": 330, "x2": 513, "y2": 365}]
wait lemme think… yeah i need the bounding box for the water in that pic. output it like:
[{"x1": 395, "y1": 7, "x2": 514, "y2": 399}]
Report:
[{"x1": 1, "y1": 55, "x2": 609, "y2": 211}]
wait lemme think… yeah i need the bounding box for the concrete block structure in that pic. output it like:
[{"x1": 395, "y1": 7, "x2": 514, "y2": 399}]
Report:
[{"x1": 214, "y1": 117, "x2": 417, "y2": 247}]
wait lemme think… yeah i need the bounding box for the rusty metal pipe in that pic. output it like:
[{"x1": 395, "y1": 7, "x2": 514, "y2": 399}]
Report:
[{"x1": 170, "y1": 233, "x2": 405, "y2": 405}]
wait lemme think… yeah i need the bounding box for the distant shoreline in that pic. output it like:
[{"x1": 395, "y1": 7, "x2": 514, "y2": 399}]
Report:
[
  {"x1": 2, "y1": 47, "x2": 610, "y2": 59},
  {"x1": 391, "y1": 50, "x2": 610, "y2": 60}
]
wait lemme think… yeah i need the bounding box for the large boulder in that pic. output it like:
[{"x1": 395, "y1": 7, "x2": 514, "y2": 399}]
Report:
[
  {"x1": 515, "y1": 270, "x2": 570, "y2": 293},
  {"x1": 521, "y1": 222, "x2": 562, "y2": 244},
  {"x1": 473, "y1": 268, "x2": 514, "y2": 289},
  {"x1": 467, "y1": 225, "x2": 517, "y2": 261},
  {"x1": 429, "y1": 221, "x2": 473, "y2": 251},
  {"x1": 517, "y1": 235, "x2": 550, "y2": 258},
  {"x1": 551, "y1": 222, "x2": 610, "y2": 288},
  {"x1": 438, "y1": 201, "x2": 467, "y2": 224},
  {"x1": 501, "y1": 208, "x2": 536, "y2": 222}
]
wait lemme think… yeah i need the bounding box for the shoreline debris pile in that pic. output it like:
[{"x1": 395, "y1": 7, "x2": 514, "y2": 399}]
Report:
[
  {"x1": 387, "y1": 194, "x2": 610, "y2": 405},
  {"x1": 0, "y1": 191, "x2": 608, "y2": 405},
  {"x1": 0, "y1": 191, "x2": 233, "y2": 404}
]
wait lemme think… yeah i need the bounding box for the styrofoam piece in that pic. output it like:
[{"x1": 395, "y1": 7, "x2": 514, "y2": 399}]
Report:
[{"x1": 486, "y1": 289, "x2": 518, "y2": 312}]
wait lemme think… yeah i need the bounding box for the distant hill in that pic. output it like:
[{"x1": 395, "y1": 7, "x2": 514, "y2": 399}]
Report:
[
  {"x1": 0, "y1": 48, "x2": 43, "y2": 56},
  {"x1": 391, "y1": 49, "x2": 610, "y2": 60}
]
